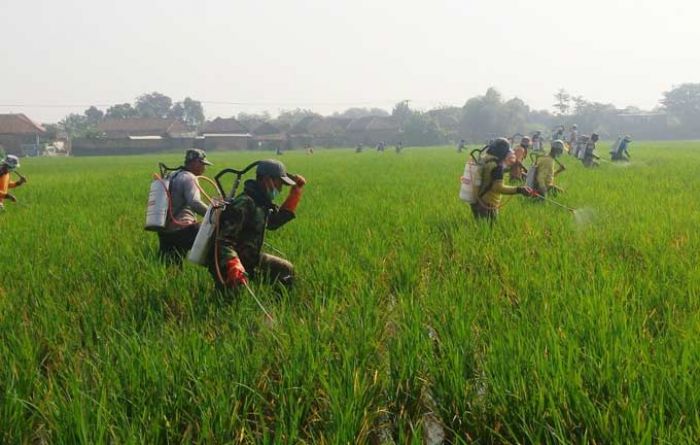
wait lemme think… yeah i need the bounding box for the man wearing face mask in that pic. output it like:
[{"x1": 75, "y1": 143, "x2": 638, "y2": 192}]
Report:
[{"x1": 210, "y1": 159, "x2": 305, "y2": 289}]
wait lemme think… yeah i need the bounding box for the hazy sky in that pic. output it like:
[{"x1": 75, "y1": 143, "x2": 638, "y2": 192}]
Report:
[{"x1": 1, "y1": 0, "x2": 698, "y2": 123}]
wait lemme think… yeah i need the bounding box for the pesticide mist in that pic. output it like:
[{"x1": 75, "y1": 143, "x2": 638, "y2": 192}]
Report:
[{"x1": 573, "y1": 207, "x2": 597, "y2": 227}]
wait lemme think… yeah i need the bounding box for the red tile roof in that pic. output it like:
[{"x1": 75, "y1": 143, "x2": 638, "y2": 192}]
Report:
[{"x1": 0, "y1": 114, "x2": 46, "y2": 134}]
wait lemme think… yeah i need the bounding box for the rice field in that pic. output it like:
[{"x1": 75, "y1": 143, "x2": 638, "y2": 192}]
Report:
[{"x1": 1, "y1": 142, "x2": 699, "y2": 443}]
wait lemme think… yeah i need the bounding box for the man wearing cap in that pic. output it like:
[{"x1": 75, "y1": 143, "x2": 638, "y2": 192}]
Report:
[
  {"x1": 210, "y1": 159, "x2": 305, "y2": 289},
  {"x1": 0, "y1": 155, "x2": 26, "y2": 211},
  {"x1": 158, "y1": 149, "x2": 212, "y2": 263}
]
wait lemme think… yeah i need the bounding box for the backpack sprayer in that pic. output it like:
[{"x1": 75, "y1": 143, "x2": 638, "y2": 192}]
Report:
[
  {"x1": 459, "y1": 145, "x2": 489, "y2": 204},
  {"x1": 186, "y1": 161, "x2": 274, "y2": 322},
  {"x1": 145, "y1": 163, "x2": 220, "y2": 232},
  {"x1": 524, "y1": 152, "x2": 566, "y2": 189},
  {"x1": 187, "y1": 161, "x2": 260, "y2": 266}
]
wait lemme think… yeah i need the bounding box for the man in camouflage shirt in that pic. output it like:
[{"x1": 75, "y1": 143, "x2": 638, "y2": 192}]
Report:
[{"x1": 209, "y1": 159, "x2": 305, "y2": 289}]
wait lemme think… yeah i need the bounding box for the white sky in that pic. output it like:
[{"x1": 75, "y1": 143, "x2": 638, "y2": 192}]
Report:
[{"x1": 1, "y1": 0, "x2": 698, "y2": 123}]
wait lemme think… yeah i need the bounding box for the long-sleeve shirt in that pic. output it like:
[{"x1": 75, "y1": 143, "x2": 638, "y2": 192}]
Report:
[
  {"x1": 0, "y1": 172, "x2": 19, "y2": 205},
  {"x1": 166, "y1": 169, "x2": 208, "y2": 231},
  {"x1": 477, "y1": 155, "x2": 519, "y2": 209}
]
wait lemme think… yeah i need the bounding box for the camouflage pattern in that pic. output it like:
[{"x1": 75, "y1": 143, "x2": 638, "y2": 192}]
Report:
[{"x1": 209, "y1": 179, "x2": 295, "y2": 282}]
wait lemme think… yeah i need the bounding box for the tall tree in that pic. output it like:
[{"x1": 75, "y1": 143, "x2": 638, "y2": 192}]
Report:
[
  {"x1": 333, "y1": 107, "x2": 389, "y2": 119},
  {"x1": 135, "y1": 92, "x2": 173, "y2": 119},
  {"x1": 274, "y1": 108, "x2": 320, "y2": 129},
  {"x1": 391, "y1": 100, "x2": 413, "y2": 126},
  {"x1": 553, "y1": 89, "x2": 571, "y2": 116},
  {"x1": 84, "y1": 106, "x2": 104, "y2": 125},
  {"x1": 182, "y1": 97, "x2": 205, "y2": 127},
  {"x1": 105, "y1": 103, "x2": 138, "y2": 119},
  {"x1": 661, "y1": 83, "x2": 700, "y2": 133}
]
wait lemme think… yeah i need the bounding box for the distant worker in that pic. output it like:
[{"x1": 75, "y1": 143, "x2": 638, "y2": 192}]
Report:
[
  {"x1": 510, "y1": 136, "x2": 530, "y2": 181},
  {"x1": 210, "y1": 159, "x2": 305, "y2": 289},
  {"x1": 471, "y1": 138, "x2": 536, "y2": 221},
  {"x1": 457, "y1": 139, "x2": 466, "y2": 153},
  {"x1": 532, "y1": 140, "x2": 566, "y2": 197},
  {"x1": 0, "y1": 155, "x2": 27, "y2": 211},
  {"x1": 531, "y1": 131, "x2": 543, "y2": 151},
  {"x1": 355, "y1": 143, "x2": 364, "y2": 153},
  {"x1": 611, "y1": 135, "x2": 632, "y2": 161},
  {"x1": 376, "y1": 141, "x2": 386, "y2": 152},
  {"x1": 582, "y1": 133, "x2": 600, "y2": 167},
  {"x1": 553, "y1": 125, "x2": 565, "y2": 141},
  {"x1": 567, "y1": 124, "x2": 579, "y2": 155},
  {"x1": 395, "y1": 141, "x2": 403, "y2": 154},
  {"x1": 158, "y1": 149, "x2": 212, "y2": 263}
]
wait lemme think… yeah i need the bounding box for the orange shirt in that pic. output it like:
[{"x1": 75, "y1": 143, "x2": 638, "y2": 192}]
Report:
[{"x1": 0, "y1": 172, "x2": 18, "y2": 204}]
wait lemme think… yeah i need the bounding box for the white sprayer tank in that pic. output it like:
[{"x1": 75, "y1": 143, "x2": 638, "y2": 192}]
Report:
[
  {"x1": 145, "y1": 177, "x2": 169, "y2": 231},
  {"x1": 459, "y1": 161, "x2": 481, "y2": 204},
  {"x1": 188, "y1": 206, "x2": 218, "y2": 266}
]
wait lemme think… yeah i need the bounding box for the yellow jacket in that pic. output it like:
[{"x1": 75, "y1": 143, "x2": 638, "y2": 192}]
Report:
[
  {"x1": 535, "y1": 155, "x2": 555, "y2": 189},
  {"x1": 478, "y1": 155, "x2": 519, "y2": 208}
]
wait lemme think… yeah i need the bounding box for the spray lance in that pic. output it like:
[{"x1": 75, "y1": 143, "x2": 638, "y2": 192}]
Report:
[{"x1": 535, "y1": 192, "x2": 576, "y2": 212}]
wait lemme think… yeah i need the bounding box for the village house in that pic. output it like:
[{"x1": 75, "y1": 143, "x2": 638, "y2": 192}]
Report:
[
  {"x1": 200, "y1": 117, "x2": 251, "y2": 151},
  {"x1": 73, "y1": 118, "x2": 194, "y2": 156},
  {"x1": 96, "y1": 118, "x2": 191, "y2": 139},
  {"x1": 345, "y1": 116, "x2": 400, "y2": 146},
  {"x1": 0, "y1": 113, "x2": 46, "y2": 156},
  {"x1": 251, "y1": 121, "x2": 288, "y2": 151},
  {"x1": 289, "y1": 116, "x2": 352, "y2": 148}
]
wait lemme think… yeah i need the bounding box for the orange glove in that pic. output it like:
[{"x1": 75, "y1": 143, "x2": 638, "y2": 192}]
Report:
[
  {"x1": 281, "y1": 186, "x2": 303, "y2": 213},
  {"x1": 225, "y1": 257, "x2": 248, "y2": 287},
  {"x1": 290, "y1": 174, "x2": 306, "y2": 187}
]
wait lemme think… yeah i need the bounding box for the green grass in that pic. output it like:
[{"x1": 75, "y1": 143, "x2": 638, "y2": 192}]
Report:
[{"x1": 1, "y1": 142, "x2": 700, "y2": 443}]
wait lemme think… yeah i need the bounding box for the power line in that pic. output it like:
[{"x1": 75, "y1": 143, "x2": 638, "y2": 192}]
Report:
[{"x1": 0, "y1": 98, "x2": 466, "y2": 109}]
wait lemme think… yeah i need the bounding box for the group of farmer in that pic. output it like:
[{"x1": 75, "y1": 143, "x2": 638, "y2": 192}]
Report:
[
  {"x1": 2, "y1": 129, "x2": 632, "y2": 291},
  {"x1": 464, "y1": 137, "x2": 563, "y2": 221},
  {"x1": 153, "y1": 149, "x2": 305, "y2": 291},
  {"x1": 463, "y1": 128, "x2": 632, "y2": 222}
]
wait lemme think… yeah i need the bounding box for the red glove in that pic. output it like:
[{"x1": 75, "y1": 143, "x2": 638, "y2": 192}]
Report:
[
  {"x1": 225, "y1": 257, "x2": 248, "y2": 287},
  {"x1": 517, "y1": 186, "x2": 538, "y2": 198}
]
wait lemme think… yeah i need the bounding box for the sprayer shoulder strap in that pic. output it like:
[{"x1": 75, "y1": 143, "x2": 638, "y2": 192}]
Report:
[{"x1": 478, "y1": 159, "x2": 499, "y2": 198}]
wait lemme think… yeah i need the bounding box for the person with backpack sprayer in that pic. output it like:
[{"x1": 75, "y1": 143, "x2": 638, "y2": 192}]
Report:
[
  {"x1": 210, "y1": 159, "x2": 305, "y2": 290},
  {"x1": 510, "y1": 136, "x2": 530, "y2": 182},
  {"x1": 470, "y1": 138, "x2": 536, "y2": 221},
  {"x1": 582, "y1": 133, "x2": 600, "y2": 167},
  {"x1": 531, "y1": 139, "x2": 566, "y2": 197},
  {"x1": 611, "y1": 135, "x2": 632, "y2": 161},
  {"x1": 0, "y1": 155, "x2": 27, "y2": 211},
  {"x1": 157, "y1": 149, "x2": 213, "y2": 263},
  {"x1": 567, "y1": 124, "x2": 579, "y2": 155}
]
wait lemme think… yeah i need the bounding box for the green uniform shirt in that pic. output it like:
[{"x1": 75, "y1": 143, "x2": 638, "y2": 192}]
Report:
[{"x1": 211, "y1": 180, "x2": 295, "y2": 273}]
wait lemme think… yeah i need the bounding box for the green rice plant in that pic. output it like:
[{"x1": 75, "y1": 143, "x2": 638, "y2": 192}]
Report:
[{"x1": 1, "y1": 142, "x2": 699, "y2": 443}]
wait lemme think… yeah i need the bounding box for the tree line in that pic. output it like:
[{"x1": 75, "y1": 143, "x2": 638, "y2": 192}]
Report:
[{"x1": 54, "y1": 84, "x2": 700, "y2": 144}]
